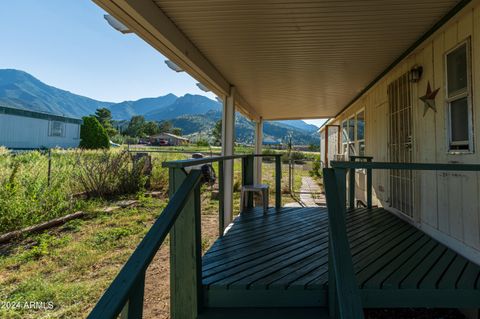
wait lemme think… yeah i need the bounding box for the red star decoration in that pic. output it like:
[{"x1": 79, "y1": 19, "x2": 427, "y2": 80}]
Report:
[{"x1": 420, "y1": 81, "x2": 440, "y2": 116}]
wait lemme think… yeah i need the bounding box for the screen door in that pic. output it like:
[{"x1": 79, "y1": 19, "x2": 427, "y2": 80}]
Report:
[{"x1": 387, "y1": 72, "x2": 414, "y2": 218}]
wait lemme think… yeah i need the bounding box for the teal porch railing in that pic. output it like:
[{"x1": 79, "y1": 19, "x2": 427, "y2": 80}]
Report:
[
  {"x1": 323, "y1": 160, "x2": 480, "y2": 319},
  {"x1": 87, "y1": 153, "x2": 282, "y2": 319}
]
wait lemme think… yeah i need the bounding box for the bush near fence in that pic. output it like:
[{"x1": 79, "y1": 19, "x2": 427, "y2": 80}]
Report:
[{"x1": 0, "y1": 149, "x2": 186, "y2": 234}]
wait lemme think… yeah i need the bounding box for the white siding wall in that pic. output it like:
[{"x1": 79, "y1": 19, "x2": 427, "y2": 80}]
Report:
[
  {"x1": 330, "y1": 3, "x2": 480, "y2": 262},
  {"x1": 0, "y1": 114, "x2": 80, "y2": 149}
]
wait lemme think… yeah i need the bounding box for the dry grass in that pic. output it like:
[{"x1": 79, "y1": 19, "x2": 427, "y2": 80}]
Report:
[{"x1": 0, "y1": 154, "x2": 306, "y2": 319}]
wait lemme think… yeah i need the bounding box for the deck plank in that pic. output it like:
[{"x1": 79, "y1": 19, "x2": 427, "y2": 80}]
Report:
[
  {"x1": 457, "y1": 262, "x2": 480, "y2": 289},
  {"x1": 381, "y1": 239, "x2": 437, "y2": 289},
  {"x1": 400, "y1": 244, "x2": 446, "y2": 289},
  {"x1": 359, "y1": 234, "x2": 430, "y2": 288},
  {"x1": 202, "y1": 206, "x2": 480, "y2": 309}
]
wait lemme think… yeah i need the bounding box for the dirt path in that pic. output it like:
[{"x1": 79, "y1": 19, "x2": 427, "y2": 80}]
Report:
[
  {"x1": 143, "y1": 210, "x2": 218, "y2": 319},
  {"x1": 285, "y1": 176, "x2": 325, "y2": 207}
]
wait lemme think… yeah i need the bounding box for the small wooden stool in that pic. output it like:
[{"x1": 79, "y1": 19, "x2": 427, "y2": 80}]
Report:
[{"x1": 240, "y1": 184, "x2": 269, "y2": 213}]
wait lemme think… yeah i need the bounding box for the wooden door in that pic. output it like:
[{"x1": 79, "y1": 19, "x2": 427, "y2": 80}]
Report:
[{"x1": 387, "y1": 73, "x2": 414, "y2": 218}]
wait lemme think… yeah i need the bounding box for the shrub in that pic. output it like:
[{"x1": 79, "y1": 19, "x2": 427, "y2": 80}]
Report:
[
  {"x1": 310, "y1": 155, "x2": 322, "y2": 178},
  {"x1": 281, "y1": 151, "x2": 306, "y2": 163},
  {"x1": 196, "y1": 138, "x2": 210, "y2": 147},
  {"x1": 74, "y1": 150, "x2": 147, "y2": 198},
  {"x1": 0, "y1": 151, "x2": 82, "y2": 234},
  {"x1": 110, "y1": 134, "x2": 125, "y2": 145},
  {"x1": 0, "y1": 146, "x2": 9, "y2": 156},
  {"x1": 80, "y1": 116, "x2": 110, "y2": 149}
]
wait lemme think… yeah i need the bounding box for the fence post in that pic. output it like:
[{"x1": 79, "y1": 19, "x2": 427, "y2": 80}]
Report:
[
  {"x1": 275, "y1": 155, "x2": 282, "y2": 209},
  {"x1": 47, "y1": 149, "x2": 52, "y2": 187},
  {"x1": 349, "y1": 157, "x2": 355, "y2": 211},
  {"x1": 169, "y1": 167, "x2": 202, "y2": 319}
]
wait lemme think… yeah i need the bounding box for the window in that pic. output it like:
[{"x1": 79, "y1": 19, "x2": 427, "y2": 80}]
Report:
[
  {"x1": 73, "y1": 124, "x2": 80, "y2": 139},
  {"x1": 348, "y1": 116, "x2": 355, "y2": 155},
  {"x1": 446, "y1": 40, "x2": 472, "y2": 152},
  {"x1": 49, "y1": 121, "x2": 65, "y2": 137},
  {"x1": 356, "y1": 111, "x2": 365, "y2": 156},
  {"x1": 341, "y1": 112, "x2": 366, "y2": 157},
  {"x1": 341, "y1": 120, "x2": 348, "y2": 154}
]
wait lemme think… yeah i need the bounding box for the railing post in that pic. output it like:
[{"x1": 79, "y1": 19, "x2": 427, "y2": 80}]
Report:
[
  {"x1": 120, "y1": 272, "x2": 145, "y2": 319},
  {"x1": 242, "y1": 155, "x2": 254, "y2": 208},
  {"x1": 349, "y1": 157, "x2": 355, "y2": 211},
  {"x1": 169, "y1": 167, "x2": 202, "y2": 319},
  {"x1": 366, "y1": 158, "x2": 373, "y2": 209},
  {"x1": 275, "y1": 155, "x2": 282, "y2": 209},
  {"x1": 323, "y1": 167, "x2": 364, "y2": 319},
  {"x1": 218, "y1": 160, "x2": 225, "y2": 236},
  {"x1": 335, "y1": 168, "x2": 347, "y2": 211}
]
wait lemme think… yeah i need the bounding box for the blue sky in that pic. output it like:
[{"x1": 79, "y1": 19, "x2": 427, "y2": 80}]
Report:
[{"x1": 0, "y1": 1, "x2": 325, "y2": 127}]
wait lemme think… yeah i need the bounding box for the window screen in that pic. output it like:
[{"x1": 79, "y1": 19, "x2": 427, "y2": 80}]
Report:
[
  {"x1": 348, "y1": 118, "x2": 355, "y2": 141},
  {"x1": 450, "y1": 97, "x2": 469, "y2": 143},
  {"x1": 357, "y1": 111, "x2": 365, "y2": 140},
  {"x1": 445, "y1": 40, "x2": 472, "y2": 152},
  {"x1": 447, "y1": 43, "x2": 467, "y2": 97},
  {"x1": 49, "y1": 121, "x2": 65, "y2": 137},
  {"x1": 342, "y1": 121, "x2": 348, "y2": 143}
]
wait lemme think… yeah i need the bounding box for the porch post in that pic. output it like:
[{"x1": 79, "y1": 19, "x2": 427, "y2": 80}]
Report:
[
  {"x1": 254, "y1": 117, "x2": 263, "y2": 185},
  {"x1": 222, "y1": 86, "x2": 236, "y2": 227}
]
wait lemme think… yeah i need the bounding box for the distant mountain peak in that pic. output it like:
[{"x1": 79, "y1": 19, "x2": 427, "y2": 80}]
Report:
[{"x1": 0, "y1": 69, "x2": 318, "y2": 144}]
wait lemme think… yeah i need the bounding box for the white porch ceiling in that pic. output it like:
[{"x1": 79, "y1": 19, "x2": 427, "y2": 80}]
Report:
[{"x1": 97, "y1": 0, "x2": 464, "y2": 120}]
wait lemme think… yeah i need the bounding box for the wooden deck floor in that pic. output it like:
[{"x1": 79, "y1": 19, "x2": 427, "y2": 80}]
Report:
[{"x1": 202, "y1": 206, "x2": 480, "y2": 309}]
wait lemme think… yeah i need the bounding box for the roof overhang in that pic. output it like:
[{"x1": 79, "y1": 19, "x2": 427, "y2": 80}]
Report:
[{"x1": 94, "y1": 0, "x2": 471, "y2": 121}]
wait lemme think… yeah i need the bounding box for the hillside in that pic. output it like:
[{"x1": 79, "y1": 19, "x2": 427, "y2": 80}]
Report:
[
  {"x1": 168, "y1": 111, "x2": 318, "y2": 145},
  {"x1": 0, "y1": 69, "x2": 319, "y2": 144},
  {"x1": 0, "y1": 69, "x2": 113, "y2": 116}
]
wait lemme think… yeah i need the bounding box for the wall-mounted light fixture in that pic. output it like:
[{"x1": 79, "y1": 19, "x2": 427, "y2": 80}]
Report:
[{"x1": 409, "y1": 65, "x2": 423, "y2": 83}]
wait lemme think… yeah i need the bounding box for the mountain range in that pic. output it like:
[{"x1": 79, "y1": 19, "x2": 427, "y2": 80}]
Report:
[{"x1": 0, "y1": 69, "x2": 319, "y2": 144}]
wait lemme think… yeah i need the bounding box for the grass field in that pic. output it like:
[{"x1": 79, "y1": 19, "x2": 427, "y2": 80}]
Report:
[{"x1": 0, "y1": 147, "x2": 313, "y2": 318}]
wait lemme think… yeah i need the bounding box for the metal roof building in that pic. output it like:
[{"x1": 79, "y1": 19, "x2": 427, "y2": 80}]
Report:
[{"x1": 0, "y1": 105, "x2": 82, "y2": 149}]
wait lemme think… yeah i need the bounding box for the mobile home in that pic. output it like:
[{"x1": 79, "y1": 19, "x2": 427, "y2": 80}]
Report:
[{"x1": 0, "y1": 105, "x2": 82, "y2": 149}]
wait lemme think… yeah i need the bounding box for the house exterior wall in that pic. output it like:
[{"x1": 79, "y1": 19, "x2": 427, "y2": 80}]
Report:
[
  {"x1": 327, "y1": 3, "x2": 480, "y2": 263},
  {"x1": 0, "y1": 113, "x2": 81, "y2": 149},
  {"x1": 150, "y1": 134, "x2": 188, "y2": 146}
]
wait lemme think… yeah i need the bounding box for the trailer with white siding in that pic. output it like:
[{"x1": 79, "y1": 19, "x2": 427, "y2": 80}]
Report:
[{"x1": 0, "y1": 105, "x2": 82, "y2": 149}]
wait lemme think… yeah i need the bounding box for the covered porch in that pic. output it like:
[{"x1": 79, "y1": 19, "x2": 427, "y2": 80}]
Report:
[
  {"x1": 86, "y1": 0, "x2": 480, "y2": 318},
  {"x1": 86, "y1": 155, "x2": 480, "y2": 319}
]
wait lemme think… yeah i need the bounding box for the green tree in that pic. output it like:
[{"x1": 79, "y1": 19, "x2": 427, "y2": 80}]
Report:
[
  {"x1": 80, "y1": 116, "x2": 110, "y2": 149},
  {"x1": 212, "y1": 119, "x2": 222, "y2": 145},
  {"x1": 171, "y1": 127, "x2": 182, "y2": 136},
  {"x1": 94, "y1": 108, "x2": 117, "y2": 137},
  {"x1": 126, "y1": 116, "x2": 146, "y2": 137},
  {"x1": 158, "y1": 120, "x2": 173, "y2": 133},
  {"x1": 143, "y1": 121, "x2": 160, "y2": 136}
]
